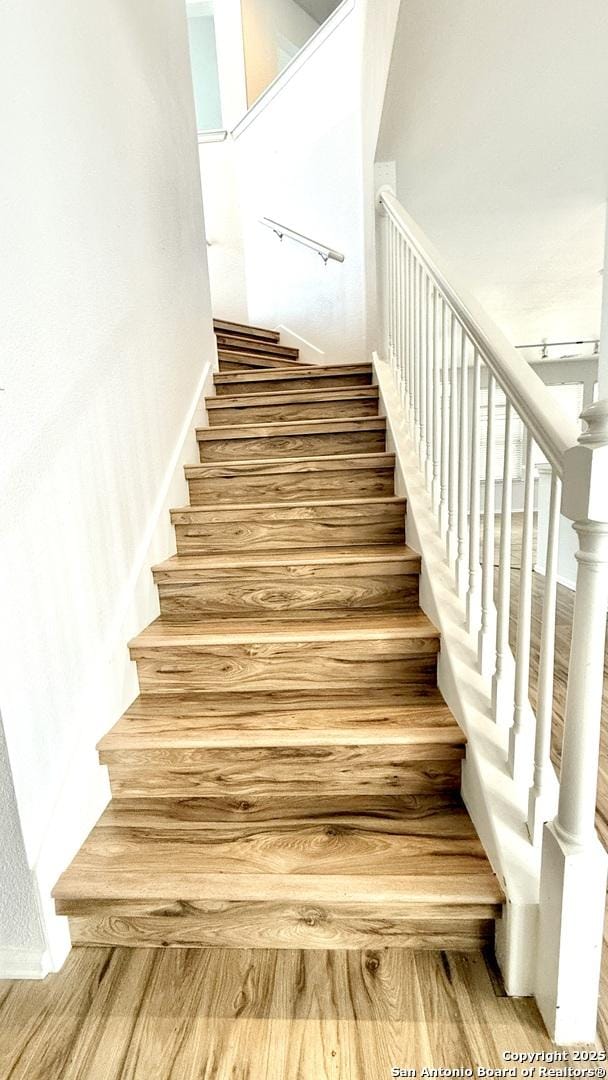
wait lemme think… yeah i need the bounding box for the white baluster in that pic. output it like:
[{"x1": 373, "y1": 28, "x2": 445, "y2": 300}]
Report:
[
  {"x1": 402, "y1": 239, "x2": 410, "y2": 417},
  {"x1": 439, "y1": 298, "x2": 449, "y2": 540},
  {"x1": 478, "y1": 372, "x2": 497, "y2": 675},
  {"x1": 425, "y1": 279, "x2": 434, "y2": 492},
  {"x1": 466, "y1": 350, "x2": 482, "y2": 632},
  {"x1": 508, "y1": 430, "x2": 535, "y2": 784},
  {"x1": 447, "y1": 309, "x2": 459, "y2": 565},
  {"x1": 396, "y1": 231, "x2": 404, "y2": 404},
  {"x1": 492, "y1": 399, "x2": 514, "y2": 725},
  {"x1": 432, "y1": 288, "x2": 441, "y2": 516},
  {"x1": 413, "y1": 260, "x2": 421, "y2": 452},
  {"x1": 407, "y1": 246, "x2": 415, "y2": 422},
  {"x1": 456, "y1": 328, "x2": 469, "y2": 598},
  {"x1": 527, "y1": 469, "x2": 561, "y2": 844},
  {"x1": 419, "y1": 269, "x2": 427, "y2": 470}
]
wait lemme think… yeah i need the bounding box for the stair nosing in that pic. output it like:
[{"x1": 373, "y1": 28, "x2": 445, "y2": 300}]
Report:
[
  {"x1": 196, "y1": 415, "x2": 387, "y2": 438},
  {"x1": 184, "y1": 450, "x2": 395, "y2": 477},
  {"x1": 206, "y1": 388, "x2": 379, "y2": 408},
  {"x1": 152, "y1": 544, "x2": 418, "y2": 575}
]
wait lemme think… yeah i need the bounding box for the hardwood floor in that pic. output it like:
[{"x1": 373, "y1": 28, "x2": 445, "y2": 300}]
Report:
[{"x1": 0, "y1": 947, "x2": 579, "y2": 1079}]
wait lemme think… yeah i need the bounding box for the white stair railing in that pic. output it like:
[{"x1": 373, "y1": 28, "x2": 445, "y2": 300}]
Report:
[{"x1": 377, "y1": 186, "x2": 608, "y2": 1044}]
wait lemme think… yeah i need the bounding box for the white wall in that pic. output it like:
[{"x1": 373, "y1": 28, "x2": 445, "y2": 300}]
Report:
[
  {"x1": 0, "y1": 0, "x2": 215, "y2": 972},
  {"x1": 241, "y1": 0, "x2": 320, "y2": 105},
  {"x1": 199, "y1": 139, "x2": 249, "y2": 323},
  {"x1": 231, "y1": 2, "x2": 367, "y2": 363},
  {"x1": 377, "y1": 0, "x2": 608, "y2": 347}
]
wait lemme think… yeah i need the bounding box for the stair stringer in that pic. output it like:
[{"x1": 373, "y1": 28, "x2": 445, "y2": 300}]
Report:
[{"x1": 373, "y1": 353, "x2": 559, "y2": 999}]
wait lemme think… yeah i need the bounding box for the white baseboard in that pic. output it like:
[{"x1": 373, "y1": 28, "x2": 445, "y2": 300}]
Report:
[
  {"x1": 273, "y1": 323, "x2": 326, "y2": 365},
  {"x1": 0, "y1": 947, "x2": 51, "y2": 980}
]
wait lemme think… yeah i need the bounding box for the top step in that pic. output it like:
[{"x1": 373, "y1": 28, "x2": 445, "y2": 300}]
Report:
[{"x1": 213, "y1": 318, "x2": 280, "y2": 344}]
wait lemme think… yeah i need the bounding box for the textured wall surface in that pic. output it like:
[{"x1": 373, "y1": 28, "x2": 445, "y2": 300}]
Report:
[
  {"x1": 0, "y1": 714, "x2": 45, "y2": 963},
  {"x1": 0, "y1": 0, "x2": 215, "y2": 971}
]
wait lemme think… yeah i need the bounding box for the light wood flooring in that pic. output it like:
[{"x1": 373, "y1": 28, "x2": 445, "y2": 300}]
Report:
[{"x1": 0, "y1": 946, "x2": 578, "y2": 1079}]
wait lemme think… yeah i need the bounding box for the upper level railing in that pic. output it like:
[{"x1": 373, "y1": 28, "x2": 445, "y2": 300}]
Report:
[
  {"x1": 260, "y1": 217, "x2": 345, "y2": 265},
  {"x1": 377, "y1": 185, "x2": 608, "y2": 1043}
]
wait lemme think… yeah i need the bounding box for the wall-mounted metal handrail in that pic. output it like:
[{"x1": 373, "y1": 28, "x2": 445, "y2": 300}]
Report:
[{"x1": 260, "y1": 217, "x2": 345, "y2": 265}]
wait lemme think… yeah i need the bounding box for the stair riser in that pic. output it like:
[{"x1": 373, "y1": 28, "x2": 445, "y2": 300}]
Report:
[
  {"x1": 156, "y1": 573, "x2": 419, "y2": 620},
  {"x1": 174, "y1": 518, "x2": 405, "y2": 555},
  {"x1": 216, "y1": 334, "x2": 298, "y2": 359},
  {"x1": 131, "y1": 644, "x2": 438, "y2": 693},
  {"x1": 67, "y1": 907, "x2": 494, "y2": 950},
  {"x1": 187, "y1": 467, "x2": 394, "y2": 505},
  {"x1": 199, "y1": 429, "x2": 387, "y2": 461},
  {"x1": 214, "y1": 374, "x2": 373, "y2": 395},
  {"x1": 207, "y1": 399, "x2": 379, "y2": 426},
  {"x1": 105, "y1": 747, "x2": 463, "y2": 799}
]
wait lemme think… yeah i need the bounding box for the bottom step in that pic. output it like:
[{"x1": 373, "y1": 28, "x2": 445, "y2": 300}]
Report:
[{"x1": 53, "y1": 799, "x2": 503, "y2": 950}]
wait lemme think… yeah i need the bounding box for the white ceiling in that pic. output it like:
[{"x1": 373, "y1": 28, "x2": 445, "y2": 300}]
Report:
[{"x1": 295, "y1": 0, "x2": 341, "y2": 26}]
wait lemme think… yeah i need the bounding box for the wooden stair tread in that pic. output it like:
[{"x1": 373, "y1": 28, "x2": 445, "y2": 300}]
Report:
[
  {"x1": 218, "y1": 352, "x2": 305, "y2": 369},
  {"x1": 197, "y1": 415, "x2": 386, "y2": 440},
  {"x1": 213, "y1": 363, "x2": 372, "y2": 384},
  {"x1": 184, "y1": 451, "x2": 394, "y2": 478},
  {"x1": 152, "y1": 544, "x2": 419, "y2": 575},
  {"x1": 128, "y1": 611, "x2": 438, "y2": 650},
  {"x1": 213, "y1": 318, "x2": 280, "y2": 343},
  {"x1": 53, "y1": 804, "x2": 503, "y2": 906},
  {"x1": 216, "y1": 335, "x2": 298, "y2": 358},
  {"x1": 99, "y1": 695, "x2": 461, "y2": 751},
  {"x1": 171, "y1": 494, "x2": 405, "y2": 517},
  {"x1": 207, "y1": 387, "x2": 379, "y2": 409}
]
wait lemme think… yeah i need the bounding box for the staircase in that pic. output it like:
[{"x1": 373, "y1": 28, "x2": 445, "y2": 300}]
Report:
[{"x1": 53, "y1": 319, "x2": 502, "y2": 953}]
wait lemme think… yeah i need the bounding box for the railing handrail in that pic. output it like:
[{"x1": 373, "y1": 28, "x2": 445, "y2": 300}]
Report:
[
  {"x1": 378, "y1": 187, "x2": 579, "y2": 474},
  {"x1": 260, "y1": 217, "x2": 345, "y2": 265}
]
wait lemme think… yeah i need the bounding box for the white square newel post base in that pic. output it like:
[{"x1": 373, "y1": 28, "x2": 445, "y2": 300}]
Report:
[{"x1": 536, "y1": 820, "x2": 608, "y2": 1045}]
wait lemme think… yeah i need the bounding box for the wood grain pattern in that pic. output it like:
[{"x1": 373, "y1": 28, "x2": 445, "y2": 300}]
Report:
[
  {"x1": 67, "y1": 911, "x2": 495, "y2": 951},
  {"x1": 214, "y1": 367, "x2": 372, "y2": 395},
  {"x1": 1, "y1": 948, "x2": 591, "y2": 1080},
  {"x1": 156, "y1": 573, "x2": 419, "y2": 619},
  {"x1": 213, "y1": 318, "x2": 280, "y2": 343},
  {"x1": 185, "y1": 452, "x2": 395, "y2": 505},
  {"x1": 197, "y1": 415, "x2": 386, "y2": 442},
  {"x1": 216, "y1": 334, "x2": 299, "y2": 358},
  {"x1": 99, "y1": 694, "x2": 460, "y2": 750},
  {"x1": 207, "y1": 396, "x2": 380, "y2": 426},
  {"x1": 199, "y1": 427, "x2": 388, "y2": 461},
  {"x1": 106, "y1": 751, "x2": 463, "y2": 799},
  {"x1": 172, "y1": 496, "x2": 406, "y2": 553},
  {"x1": 218, "y1": 352, "x2": 303, "y2": 370}
]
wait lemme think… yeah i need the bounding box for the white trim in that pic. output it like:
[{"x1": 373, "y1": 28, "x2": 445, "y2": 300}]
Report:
[
  {"x1": 274, "y1": 323, "x2": 326, "y2": 365},
  {"x1": 0, "y1": 947, "x2": 51, "y2": 980},
  {"x1": 197, "y1": 129, "x2": 228, "y2": 144},
  {"x1": 231, "y1": 0, "x2": 354, "y2": 139}
]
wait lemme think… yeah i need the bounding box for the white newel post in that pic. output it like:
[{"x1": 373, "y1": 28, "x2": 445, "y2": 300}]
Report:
[{"x1": 536, "y1": 400, "x2": 608, "y2": 1044}]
